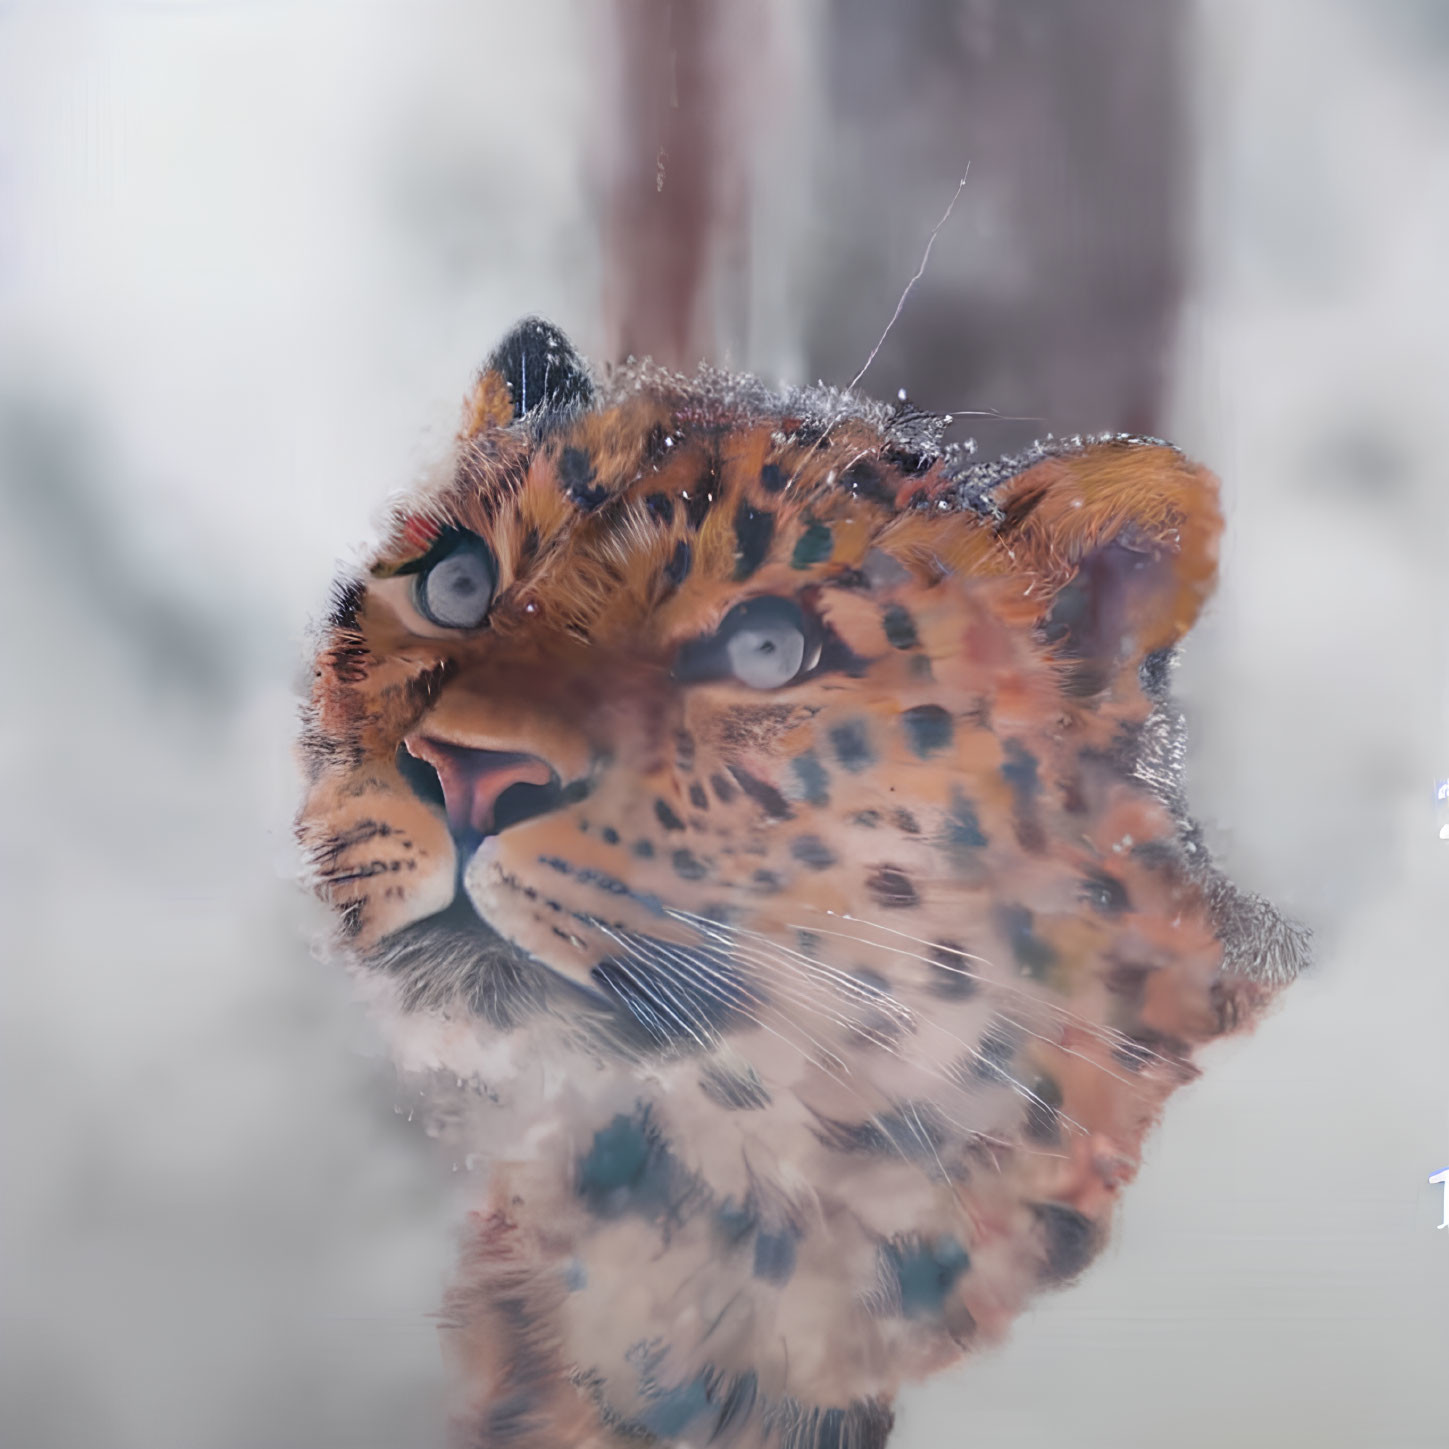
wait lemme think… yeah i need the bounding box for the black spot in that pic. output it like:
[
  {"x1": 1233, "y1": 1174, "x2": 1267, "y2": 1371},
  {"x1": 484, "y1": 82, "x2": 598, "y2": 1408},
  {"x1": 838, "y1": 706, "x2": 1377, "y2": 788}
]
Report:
[
  {"x1": 1031, "y1": 1202, "x2": 1101, "y2": 1283},
  {"x1": 1000, "y1": 740, "x2": 1040, "y2": 809},
  {"x1": 688, "y1": 781, "x2": 709, "y2": 811},
  {"x1": 554, "y1": 864, "x2": 637, "y2": 899},
  {"x1": 726, "y1": 764, "x2": 794, "y2": 821},
  {"x1": 645, "y1": 491, "x2": 674, "y2": 524},
  {"x1": 634, "y1": 1377, "x2": 714, "y2": 1441},
  {"x1": 881, "y1": 1236, "x2": 970, "y2": 1318},
  {"x1": 815, "y1": 625, "x2": 871, "y2": 678},
  {"x1": 683, "y1": 458, "x2": 719, "y2": 530},
  {"x1": 672, "y1": 848, "x2": 708, "y2": 881},
  {"x1": 927, "y1": 941, "x2": 978, "y2": 1000},
  {"x1": 815, "y1": 1100, "x2": 949, "y2": 1166},
  {"x1": 749, "y1": 868, "x2": 781, "y2": 894},
  {"x1": 891, "y1": 808, "x2": 921, "y2": 834},
  {"x1": 790, "y1": 835, "x2": 836, "y2": 870},
  {"x1": 852, "y1": 809, "x2": 881, "y2": 828},
  {"x1": 664, "y1": 539, "x2": 692, "y2": 586},
  {"x1": 790, "y1": 751, "x2": 831, "y2": 807},
  {"x1": 1081, "y1": 870, "x2": 1131, "y2": 915},
  {"x1": 484, "y1": 316, "x2": 594, "y2": 419},
  {"x1": 829, "y1": 718, "x2": 875, "y2": 773},
  {"x1": 881, "y1": 603, "x2": 919, "y2": 649},
  {"x1": 558, "y1": 446, "x2": 608, "y2": 510},
  {"x1": 699, "y1": 1062, "x2": 772, "y2": 1110},
  {"x1": 998, "y1": 903, "x2": 1058, "y2": 980},
  {"x1": 733, "y1": 500, "x2": 776, "y2": 580},
  {"x1": 760, "y1": 461, "x2": 788, "y2": 494},
  {"x1": 674, "y1": 730, "x2": 695, "y2": 771},
  {"x1": 973, "y1": 1022, "x2": 1017, "y2": 1082},
  {"x1": 601, "y1": 826, "x2": 620, "y2": 845},
  {"x1": 942, "y1": 791, "x2": 989, "y2": 863},
  {"x1": 791, "y1": 521, "x2": 833, "y2": 569},
  {"x1": 840, "y1": 459, "x2": 893, "y2": 506},
  {"x1": 709, "y1": 771, "x2": 738, "y2": 805},
  {"x1": 901, "y1": 704, "x2": 953, "y2": 758},
  {"x1": 655, "y1": 799, "x2": 686, "y2": 832},
  {"x1": 882, "y1": 444, "x2": 932, "y2": 476},
  {"x1": 866, "y1": 865, "x2": 918, "y2": 909},
  {"x1": 576, "y1": 1110, "x2": 674, "y2": 1218},
  {"x1": 753, "y1": 1229, "x2": 798, "y2": 1284},
  {"x1": 632, "y1": 838, "x2": 655, "y2": 860},
  {"x1": 1024, "y1": 1076, "x2": 1064, "y2": 1144}
]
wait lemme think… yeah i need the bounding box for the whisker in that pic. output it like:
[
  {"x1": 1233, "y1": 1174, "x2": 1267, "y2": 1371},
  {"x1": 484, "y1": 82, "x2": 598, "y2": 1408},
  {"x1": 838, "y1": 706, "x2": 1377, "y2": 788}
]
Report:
[
  {"x1": 665, "y1": 911, "x2": 1085, "y2": 1141},
  {"x1": 613, "y1": 931, "x2": 1004, "y2": 1170},
  {"x1": 667, "y1": 908, "x2": 915, "y2": 1025},
  {"x1": 803, "y1": 912, "x2": 1179, "y2": 1071},
  {"x1": 590, "y1": 924, "x2": 719, "y2": 1052}
]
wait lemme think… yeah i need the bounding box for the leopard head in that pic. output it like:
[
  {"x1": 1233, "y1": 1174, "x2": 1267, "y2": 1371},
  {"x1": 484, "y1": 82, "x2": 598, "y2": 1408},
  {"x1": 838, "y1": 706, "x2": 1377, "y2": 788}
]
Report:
[{"x1": 298, "y1": 319, "x2": 1305, "y2": 1446}]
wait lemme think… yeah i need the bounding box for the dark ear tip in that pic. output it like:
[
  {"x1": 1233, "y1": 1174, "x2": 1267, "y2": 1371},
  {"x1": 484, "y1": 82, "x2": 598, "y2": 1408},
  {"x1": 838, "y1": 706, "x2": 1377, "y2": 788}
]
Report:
[{"x1": 484, "y1": 317, "x2": 594, "y2": 420}]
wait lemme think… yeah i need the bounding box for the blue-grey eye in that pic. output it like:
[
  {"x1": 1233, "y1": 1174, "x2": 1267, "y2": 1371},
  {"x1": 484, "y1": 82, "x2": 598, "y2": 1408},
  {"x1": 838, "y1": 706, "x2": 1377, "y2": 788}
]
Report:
[
  {"x1": 674, "y1": 596, "x2": 820, "y2": 689},
  {"x1": 725, "y1": 603, "x2": 807, "y2": 688},
  {"x1": 414, "y1": 533, "x2": 495, "y2": 629}
]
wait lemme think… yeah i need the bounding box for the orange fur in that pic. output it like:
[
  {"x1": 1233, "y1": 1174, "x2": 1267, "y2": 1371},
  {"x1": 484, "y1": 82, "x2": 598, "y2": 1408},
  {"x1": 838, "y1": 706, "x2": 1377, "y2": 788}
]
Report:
[{"x1": 298, "y1": 332, "x2": 1302, "y2": 1449}]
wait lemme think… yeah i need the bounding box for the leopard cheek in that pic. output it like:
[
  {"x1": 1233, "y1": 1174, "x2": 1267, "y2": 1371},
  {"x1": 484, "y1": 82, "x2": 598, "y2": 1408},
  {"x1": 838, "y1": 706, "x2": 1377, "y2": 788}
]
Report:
[{"x1": 298, "y1": 774, "x2": 456, "y2": 950}]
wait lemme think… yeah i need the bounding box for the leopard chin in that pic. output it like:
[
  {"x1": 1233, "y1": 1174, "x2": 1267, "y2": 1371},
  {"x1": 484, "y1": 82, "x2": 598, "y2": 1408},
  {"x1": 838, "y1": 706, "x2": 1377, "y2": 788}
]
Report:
[{"x1": 298, "y1": 317, "x2": 1306, "y2": 1449}]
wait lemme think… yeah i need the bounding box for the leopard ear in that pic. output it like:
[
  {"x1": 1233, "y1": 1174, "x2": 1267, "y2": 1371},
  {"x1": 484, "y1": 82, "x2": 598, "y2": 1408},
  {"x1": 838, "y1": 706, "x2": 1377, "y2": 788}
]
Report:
[
  {"x1": 461, "y1": 317, "x2": 595, "y2": 436},
  {"x1": 987, "y1": 440, "x2": 1223, "y2": 693}
]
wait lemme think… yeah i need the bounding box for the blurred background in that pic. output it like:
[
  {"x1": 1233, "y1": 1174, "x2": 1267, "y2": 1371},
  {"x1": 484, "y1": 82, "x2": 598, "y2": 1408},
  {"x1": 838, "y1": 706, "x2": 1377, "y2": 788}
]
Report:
[{"x1": 1, "y1": 2, "x2": 1445, "y2": 1446}]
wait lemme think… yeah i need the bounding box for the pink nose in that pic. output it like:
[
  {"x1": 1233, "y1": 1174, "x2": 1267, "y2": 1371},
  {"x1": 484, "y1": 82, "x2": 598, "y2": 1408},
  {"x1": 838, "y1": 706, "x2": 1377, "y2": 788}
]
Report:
[{"x1": 401, "y1": 735, "x2": 556, "y2": 836}]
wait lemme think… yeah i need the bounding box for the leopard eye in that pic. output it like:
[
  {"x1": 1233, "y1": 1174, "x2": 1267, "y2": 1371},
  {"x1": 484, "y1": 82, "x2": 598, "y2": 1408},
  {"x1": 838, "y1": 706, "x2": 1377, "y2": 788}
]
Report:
[
  {"x1": 725, "y1": 600, "x2": 807, "y2": 688},
  {"x1": 674, "y1": 596, "x2": 819, "y2": 690},
  {"x1": 414, "y1": 532, "x2": 495, "y2": 629}
]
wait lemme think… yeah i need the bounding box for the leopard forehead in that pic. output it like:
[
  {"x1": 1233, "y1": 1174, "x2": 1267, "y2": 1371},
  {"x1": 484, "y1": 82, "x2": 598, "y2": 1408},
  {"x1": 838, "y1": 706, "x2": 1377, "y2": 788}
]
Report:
[{"x1": 373, "y1": 393, "x2": 947, "y2": 655}]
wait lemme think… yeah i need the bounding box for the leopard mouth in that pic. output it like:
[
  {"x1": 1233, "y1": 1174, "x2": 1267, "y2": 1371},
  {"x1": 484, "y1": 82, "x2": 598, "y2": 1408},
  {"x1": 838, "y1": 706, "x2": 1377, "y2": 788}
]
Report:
[
  {"x1": 366, "y1": 884, "x2": 748, "y2": 1055},
  {"x1": 380, "y1": 743, "x2": 750, "y2": 1048}
]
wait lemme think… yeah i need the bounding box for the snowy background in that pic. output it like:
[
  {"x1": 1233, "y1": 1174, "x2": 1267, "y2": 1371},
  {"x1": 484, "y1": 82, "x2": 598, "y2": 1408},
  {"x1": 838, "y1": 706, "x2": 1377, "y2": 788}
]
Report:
[{"x1": 1, "y1": 3, "x2": 1445, "y2": 1447}]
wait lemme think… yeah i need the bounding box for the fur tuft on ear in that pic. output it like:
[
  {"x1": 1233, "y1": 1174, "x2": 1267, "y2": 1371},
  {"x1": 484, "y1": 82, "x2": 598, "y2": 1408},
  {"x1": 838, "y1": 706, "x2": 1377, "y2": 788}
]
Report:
[
  {"x1": 985, "y1": 441, "x2": 1222, "y2": 692},
  {"x1": 462, "y1": 317, "x2": 596, "y2": 436}
]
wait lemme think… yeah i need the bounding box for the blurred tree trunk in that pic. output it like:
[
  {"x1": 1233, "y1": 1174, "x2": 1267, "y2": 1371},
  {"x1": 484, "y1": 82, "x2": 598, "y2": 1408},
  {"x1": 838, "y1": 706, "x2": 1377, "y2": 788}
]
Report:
[
  {"x1": 600, "y1": 0, "x2": 1188, "y2": 450},
  {"x1": 600, "y1": 0, "x2": 764, "y2": 371}
]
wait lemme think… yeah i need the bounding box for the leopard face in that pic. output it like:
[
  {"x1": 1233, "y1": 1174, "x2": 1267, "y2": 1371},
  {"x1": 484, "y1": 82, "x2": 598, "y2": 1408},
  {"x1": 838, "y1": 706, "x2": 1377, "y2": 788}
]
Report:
[{"x1": 298, "y1": 320, "x2": 1305, "y2": 1448}]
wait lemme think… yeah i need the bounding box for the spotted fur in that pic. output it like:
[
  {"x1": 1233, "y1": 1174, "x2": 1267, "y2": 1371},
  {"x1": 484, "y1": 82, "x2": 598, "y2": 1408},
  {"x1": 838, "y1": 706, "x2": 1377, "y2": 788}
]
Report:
[{"x1": 298, "y1": 318, "x2": 1306, "y2": 1448}]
